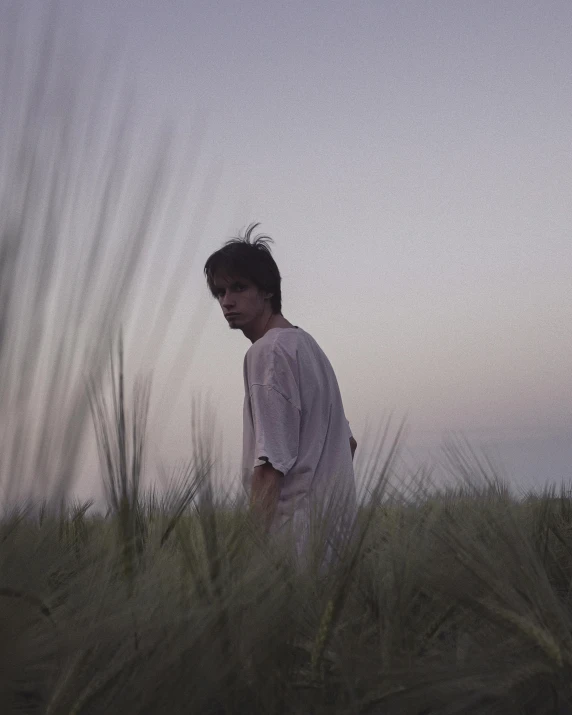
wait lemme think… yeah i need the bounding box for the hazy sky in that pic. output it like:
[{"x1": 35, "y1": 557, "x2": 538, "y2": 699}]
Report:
[{"x1": 17, "y1": 1, "x2": 572, "y2": 496}]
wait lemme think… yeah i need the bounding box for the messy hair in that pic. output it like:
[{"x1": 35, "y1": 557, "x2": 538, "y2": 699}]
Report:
[{"x1": 203, "y1": 223, "x2": 282, "y2": 314}]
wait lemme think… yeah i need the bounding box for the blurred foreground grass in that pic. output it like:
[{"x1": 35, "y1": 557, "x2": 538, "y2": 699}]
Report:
[{"x1": 2, "y1": 468, "x2": 572, "y2": 714}]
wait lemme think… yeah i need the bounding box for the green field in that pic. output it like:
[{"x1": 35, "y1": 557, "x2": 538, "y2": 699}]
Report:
[{"x1": 3, "y1": 459, "x2": 572, "y2": 714}]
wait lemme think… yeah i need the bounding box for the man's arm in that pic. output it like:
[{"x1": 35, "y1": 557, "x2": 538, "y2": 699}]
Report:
[
  {"x1": 250, "y1": 461, "x2": 282, "y2": 532},
  {"x1": 350, "y1": 436, "x2": 357, "y2": 461}
]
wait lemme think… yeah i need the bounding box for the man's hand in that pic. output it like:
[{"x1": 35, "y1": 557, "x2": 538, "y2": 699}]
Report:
[
  {"x1": 349, "y1": 436, "x2": 357, "y2": 461},
  {"x1": 250, "y1": 461, "x2": 282, "y2": 533}
]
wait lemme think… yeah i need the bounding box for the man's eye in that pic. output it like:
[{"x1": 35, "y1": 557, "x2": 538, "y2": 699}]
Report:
[{"x1": 216, "y1": 284, "x2": 244, "y2": 296}]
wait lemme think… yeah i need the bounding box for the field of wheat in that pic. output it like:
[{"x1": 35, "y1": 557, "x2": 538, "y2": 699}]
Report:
[{"x1": 3, "y1": 451, "x2": 572, "y2": 714}]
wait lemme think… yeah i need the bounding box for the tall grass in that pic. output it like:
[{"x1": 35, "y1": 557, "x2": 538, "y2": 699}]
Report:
[
  {"x1": 0, "y1": 1, "x2": 212, "y2": 506},
  {"x1": 3, "y1": 439, "x2": 572, "y2": 713}
]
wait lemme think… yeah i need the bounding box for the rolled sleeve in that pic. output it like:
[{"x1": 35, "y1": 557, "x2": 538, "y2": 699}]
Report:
[{"x1": 250, "y1": 384, "x2": 301, "y2": 477}]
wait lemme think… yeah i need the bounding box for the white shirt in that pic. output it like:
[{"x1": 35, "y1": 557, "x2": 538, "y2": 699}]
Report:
[{"x1": 241, "y1": 326, "x2": 357, "y2": 563}]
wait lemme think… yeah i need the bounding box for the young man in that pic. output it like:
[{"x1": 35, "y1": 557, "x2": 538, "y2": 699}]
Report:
[{"x1": 204, "y1": 224, "x2": 357, "y2": 565}]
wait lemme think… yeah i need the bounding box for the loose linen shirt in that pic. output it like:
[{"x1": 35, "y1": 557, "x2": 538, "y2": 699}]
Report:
[{"x1": 242, "y1": 326, "x2": 357, "y2": 562}]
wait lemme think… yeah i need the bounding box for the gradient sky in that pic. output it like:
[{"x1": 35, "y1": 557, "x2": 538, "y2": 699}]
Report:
[{"x1": 18, "y1": 1, "x2": 572, "y2": 496}]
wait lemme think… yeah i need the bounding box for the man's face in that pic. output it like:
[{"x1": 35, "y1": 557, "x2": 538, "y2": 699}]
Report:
[{"x1": 213, "y1": 273, "x2": 269, "y2": 329}]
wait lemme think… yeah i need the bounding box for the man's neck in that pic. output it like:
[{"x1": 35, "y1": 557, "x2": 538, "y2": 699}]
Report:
[{"x1": 246, "y1": 312, "x2": 294, "y2": 343}]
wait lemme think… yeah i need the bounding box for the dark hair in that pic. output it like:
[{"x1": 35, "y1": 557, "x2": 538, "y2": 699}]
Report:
[{"x1": 203, "y1": 223, "x2": 282, "y2": 314}]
